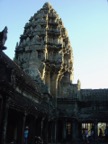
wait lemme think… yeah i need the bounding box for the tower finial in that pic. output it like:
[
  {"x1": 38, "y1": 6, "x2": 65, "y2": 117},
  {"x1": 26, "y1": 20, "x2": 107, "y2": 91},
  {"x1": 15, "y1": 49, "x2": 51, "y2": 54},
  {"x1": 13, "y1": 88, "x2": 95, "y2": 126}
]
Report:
[{"x1": 43, "y1": 2, "x2": 52, "y2": 9}]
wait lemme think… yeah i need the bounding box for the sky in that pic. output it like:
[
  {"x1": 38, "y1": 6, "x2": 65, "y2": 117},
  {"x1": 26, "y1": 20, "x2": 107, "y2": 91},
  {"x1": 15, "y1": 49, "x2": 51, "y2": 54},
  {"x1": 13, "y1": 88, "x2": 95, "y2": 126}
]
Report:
[{"x1": 0, "y1": 0, "x2": 108, "y2": 89}]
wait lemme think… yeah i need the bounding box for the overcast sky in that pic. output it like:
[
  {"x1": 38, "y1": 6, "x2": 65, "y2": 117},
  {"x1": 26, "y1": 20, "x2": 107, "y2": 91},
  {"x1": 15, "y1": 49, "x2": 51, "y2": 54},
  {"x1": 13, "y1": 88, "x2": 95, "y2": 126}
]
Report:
[{"x1": 0, "y1": 0, "x2": 108, "y2": 89}]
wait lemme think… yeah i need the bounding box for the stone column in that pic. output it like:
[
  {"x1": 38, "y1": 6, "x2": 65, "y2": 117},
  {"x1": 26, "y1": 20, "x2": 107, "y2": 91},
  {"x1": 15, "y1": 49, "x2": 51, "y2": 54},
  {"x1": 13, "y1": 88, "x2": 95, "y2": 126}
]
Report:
[
  {"x1": 0, "y1": 96, "x2": 9, "y2": 144},
  {"x1": 48, "y1": 121, "x2": 52, "y2": 143},
  {"x1": 17, "y1": 112, "x2": 27, "y2": 144},
  {"x1": 41, "y1": 117, "x2": 45, "y2": 139},
  {"x1": 35, "y1": 116, "x2": 41, "y2": 137},
  {"x1": 72, "y1": 119, "x2": 78, "y2": 142},
  {"x1": 54, "y1": 119, "x2": 58, "y2": 143},
  {"x1": 51, "y1": 120, "x2": 57, "y2": 143},
  {"x1": 22, "y1": 112, "x2": 27, "y2": 144},
  {"x1": 51, "y1": 121, "x2": 54, "y2": 143},
  {"x1": 42, "y1": 117, "x2": 48, "y2": 144},
  {"x1": 94, "y1": 121, "x2": 98, "y2": 141},
  {"x1": 28, "y1": 115, "x2": 37, "y2": 144},
  {"x1": 62, "y1": 119, "x2": 66, "y2": 142},
  {"x1": 78, "y1": 122, "x2": 82, "y2": 140}
]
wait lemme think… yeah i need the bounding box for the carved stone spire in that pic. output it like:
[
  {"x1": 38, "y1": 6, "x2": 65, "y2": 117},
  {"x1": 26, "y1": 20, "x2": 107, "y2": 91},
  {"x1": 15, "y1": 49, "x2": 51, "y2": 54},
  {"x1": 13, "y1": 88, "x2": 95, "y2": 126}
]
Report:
[{"x1": 15, "y1": 3, "x2": 74, "y2": 97}]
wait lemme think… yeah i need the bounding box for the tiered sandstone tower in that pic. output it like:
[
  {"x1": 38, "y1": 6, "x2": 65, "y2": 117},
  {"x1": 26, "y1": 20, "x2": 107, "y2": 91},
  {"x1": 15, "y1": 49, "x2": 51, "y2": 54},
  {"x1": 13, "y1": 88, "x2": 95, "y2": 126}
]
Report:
[{"x1": 15, "y1": 3, "x2": 75, "y2": 97}]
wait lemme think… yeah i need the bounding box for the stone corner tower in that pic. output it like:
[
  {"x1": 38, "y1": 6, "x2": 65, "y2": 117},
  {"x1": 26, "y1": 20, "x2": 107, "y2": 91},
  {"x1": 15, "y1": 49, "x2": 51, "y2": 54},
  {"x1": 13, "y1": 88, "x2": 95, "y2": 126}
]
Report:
[{"x1": 14, "y1": 2, "x2": 74, "y2": 97}]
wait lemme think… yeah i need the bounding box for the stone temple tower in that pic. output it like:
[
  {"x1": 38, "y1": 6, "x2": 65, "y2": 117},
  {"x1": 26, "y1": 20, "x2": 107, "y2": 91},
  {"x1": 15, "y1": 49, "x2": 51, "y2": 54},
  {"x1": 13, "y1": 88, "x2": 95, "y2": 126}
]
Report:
[{"x1": 15, "y1": 2, "x2": 74, "y2": 97}]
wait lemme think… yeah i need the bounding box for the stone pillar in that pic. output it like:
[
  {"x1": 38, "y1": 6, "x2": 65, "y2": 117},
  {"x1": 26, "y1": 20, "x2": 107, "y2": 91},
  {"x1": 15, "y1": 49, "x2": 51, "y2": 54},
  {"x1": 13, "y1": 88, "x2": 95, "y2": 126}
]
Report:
[
  {"x1": 51, "y1": 121, "x2": 54, "y2": 143},
  {"x1": 48, "y1": 121, "x2": 52, "y2": 143},
  {"x1": 94, "y1": 121, "x2": 98, "y2": 141},
  {"x1": 17, "y1": 112, "x2": 26, "y2": 144},
  {"x1": 72, "y1": 119, "x2": 78, "y2": 142},
  {"x1": 13, "y1": 126, "x2": 17, "y2": 143},
  {"x1": 78, "y1": 122, "x2": 82, "y2": 140},
  {"x1": 41, "y1": 117, "x2": 45, "y2": 139},
  {"x1": 0, "y1": 97, "x2": 9, "y2": 144},
  {"x1": 54, "y1": 119, "x2": 58, "y2": 143},
  {"x1": 62, "y1": 119, "x2": 66, "y2": 142},
  {"x1": 28, "y1": 116, "x2": 37, "y2": 144},
  {"x1": 22, "y1": 112, "x2": 27, "y2": 144},
  {"x1": 51, "y1": 120, "x2": 57, "y2": 143},
  {"x1": 35, "y1": 116, "x2": 41, "y2": 137},
  {"x1": 42, "y1": 117, "x2": 48, "y2": 144}
]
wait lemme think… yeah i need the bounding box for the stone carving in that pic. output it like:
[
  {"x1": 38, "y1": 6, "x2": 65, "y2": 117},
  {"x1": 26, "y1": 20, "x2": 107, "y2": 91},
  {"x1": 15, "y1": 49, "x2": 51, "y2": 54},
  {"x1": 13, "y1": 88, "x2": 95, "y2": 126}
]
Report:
[{"x1": 0, "y1": 26, "x2": 8, "y2": 50}]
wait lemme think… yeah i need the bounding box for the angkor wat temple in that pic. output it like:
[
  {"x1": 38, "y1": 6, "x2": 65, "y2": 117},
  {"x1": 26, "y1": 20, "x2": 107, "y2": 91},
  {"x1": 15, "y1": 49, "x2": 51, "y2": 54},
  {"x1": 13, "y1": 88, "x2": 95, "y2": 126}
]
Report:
[{"x1": 0, "y1": 2, "x2": 108, "y2": 144}]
